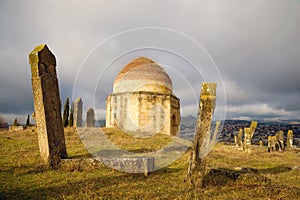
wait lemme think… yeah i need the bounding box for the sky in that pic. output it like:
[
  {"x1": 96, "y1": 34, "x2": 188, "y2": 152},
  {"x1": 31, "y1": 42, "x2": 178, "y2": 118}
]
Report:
[{"x1": 0, "y1": 0, "x2": 300, "y2": 124}]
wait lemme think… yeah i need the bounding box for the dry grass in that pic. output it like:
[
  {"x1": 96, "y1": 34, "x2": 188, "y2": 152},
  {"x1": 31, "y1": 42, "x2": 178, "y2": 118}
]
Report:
[
  {"x1": 0, "y1": 128, "x2": 300, "y2": 199},
  {"x1": 101, "y1": 127, "x2": 173, "y2": 153}
]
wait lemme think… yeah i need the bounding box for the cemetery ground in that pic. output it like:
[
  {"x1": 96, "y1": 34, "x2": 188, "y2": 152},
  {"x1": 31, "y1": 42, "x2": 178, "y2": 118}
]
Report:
[{"x1": 1, "y1": 127, "x2": 300, "y2": 199}]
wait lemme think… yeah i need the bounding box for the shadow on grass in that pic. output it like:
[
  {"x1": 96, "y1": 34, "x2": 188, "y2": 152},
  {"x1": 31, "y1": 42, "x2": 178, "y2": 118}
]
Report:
[
  {"x1": 203, "y1": 165, "x2": 292, "y2": 187},
  {"x1": 0, "y1": 163, "x2": 46, "y2": 175},
  {"x1": 67, "y1": 153, "x2": 92, "y2": 159},
  {"x1": 203, "y1": 168, "x2": 241, "y2": 187},
  {"x1": 0, "y1": 176, "x2": 121, "y2": 199},
  {"x1": 0, "y1": 166, "x2": 184, "y2": 200},
  {"x1": 257, "y1": 165, "x2": 292, "y2": 174},
  {"x1": 1, "y1": 163, "x2": 298, "y2": 199}
]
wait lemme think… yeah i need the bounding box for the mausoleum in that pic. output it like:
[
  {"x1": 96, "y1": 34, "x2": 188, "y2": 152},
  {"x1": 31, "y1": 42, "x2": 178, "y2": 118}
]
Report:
[{"x1": 106, "y1": 57, "x2": 180, "y2": 136}]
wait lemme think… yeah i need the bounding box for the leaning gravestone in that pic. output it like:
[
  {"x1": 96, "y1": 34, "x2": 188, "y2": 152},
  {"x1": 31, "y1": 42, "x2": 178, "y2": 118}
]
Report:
[
  {"x1": 249, "y1": 121, "x2": 258, "y2": 144},
  {"x1": 86, "y1": 108, "x2": 95, "y2": 127},
  {"x1": 29, "y1": 44, "x2": 67, "y2": 166},
  {"x1": 74, "y1": 98, "x2": 83, "y2": 127},
  {"x1": 187, "y1": 82, "x2": 217, "y2": 188}
]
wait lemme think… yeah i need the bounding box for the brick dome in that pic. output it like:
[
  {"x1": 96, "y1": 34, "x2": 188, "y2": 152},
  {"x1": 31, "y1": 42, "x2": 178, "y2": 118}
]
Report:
[{"x1": 113, "y1": 57, "x2": 173, "y2": 94}]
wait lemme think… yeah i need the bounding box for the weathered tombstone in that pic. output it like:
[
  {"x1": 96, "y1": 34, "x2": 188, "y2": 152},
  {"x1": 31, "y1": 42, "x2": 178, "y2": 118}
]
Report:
[
  {"x1": 97, "y1": 157, "x2": 154, "y2": 176},
  {"x1": 287, "y1": 130, "x2": 294, "y2": 150},
  {"x1": 267, "y1": 131, "x2": 284, "y2": 152},
  {"x1": 259, "y1": 139, "x2": 264, "y2": 147},
  {"x1": 187, "y1": 82, "x2": 216, "y2": 188},
  {"x1": 86, "y1": 108, "x2": 95, "y2": 127},
  {"x1": 267, "y1": 135, "x2": 275, "y2": 152},
  {"x1": 277, "y1": 130, "x2": 284, "y2": 151},
  {"x1": 74, "y1": 98, "x2": 83, "y2": 127},
  {"x1": 29, "y1": 44, "x2": 67, "y2": 166},
  {"x1": 249, "y1": 121, "x2": 258, "y2": 144},
  {"x1": 234, "y1": 135, "x2": 238, "y2": 146},
  {"x1": 237, "y1": 128, "x2": 243, "y2": 148},
  {"x1": 242, "y1": 121, "x2": 257, "y2": 151},
  {"x1": 243, "y1": 128, "x2": 251, "y2": 152}
]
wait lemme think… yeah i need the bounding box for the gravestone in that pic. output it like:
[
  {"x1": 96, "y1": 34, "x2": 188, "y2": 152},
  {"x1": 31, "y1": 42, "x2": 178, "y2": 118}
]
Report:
[
  {"x1": 237, "y1": 128, "x2": 243, "y2": 148},
  {"x1": 259, "y1": 139, "x2": 264, "y2": 147},
  {"x1": 277, "y1": 130, "x2": 284, "y2": 151},
  {"x1": 74, "y1": 98, "x2": 83, "y2": 127},
  {"x1": 188, "y1": 82, "x2": 217, "y2": 188},
  {"x1": 243, "y1": 128, "x2": 251, "y2": 151},
  {"x1": 242, "y1": 121, "x2": 257, "y2": 151},
  {"x1": 249, "y1": 121, "x2": 258, "y2": 144},
  {"x1": 234, "y1": 135, "x2": 238, "y2": 146},
  {"x1": 267, "y1": 131, "x2": 284, "y2": 152},
  {"x1": 267, "y1": 135, "x2": 275, "y2": 152},
  {"x1": 86, "y1": 108, "x2": 95, "y2": 127},
  {"x1": 287, "y1": 130, "x2": 293, "y2": 150},
  {"x1": 97, "y1": 157, "x2": 154, "y2": 176},
  {"x1": 29, "y1": 44, "x2": 67, "y2": 166}
]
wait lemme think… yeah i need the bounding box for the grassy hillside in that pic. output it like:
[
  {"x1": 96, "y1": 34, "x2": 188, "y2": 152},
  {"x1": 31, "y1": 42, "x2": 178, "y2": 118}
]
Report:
[{"x1": 1, "y1": 127, "x2": 300, "y2": 199}]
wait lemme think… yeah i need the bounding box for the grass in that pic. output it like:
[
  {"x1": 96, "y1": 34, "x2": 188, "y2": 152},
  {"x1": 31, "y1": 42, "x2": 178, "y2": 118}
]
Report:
[
  {"x1": 0, "y1": 127, "x2": 299, "y2": 199},
  {"x1": 101, "y1": 127, "x2": 173, "y2": 153}
]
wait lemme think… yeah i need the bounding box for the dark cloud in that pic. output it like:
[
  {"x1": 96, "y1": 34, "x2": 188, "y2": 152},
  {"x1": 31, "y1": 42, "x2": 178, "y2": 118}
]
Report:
[{"x1": 0, "y1": 0, "x2": 299, "y2": 122}]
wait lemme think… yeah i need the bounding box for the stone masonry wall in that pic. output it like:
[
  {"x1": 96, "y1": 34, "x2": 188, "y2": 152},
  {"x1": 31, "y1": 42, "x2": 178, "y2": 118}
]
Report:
[{"x1": 106, "y1": 91, "x2": 180, "y2": 136}]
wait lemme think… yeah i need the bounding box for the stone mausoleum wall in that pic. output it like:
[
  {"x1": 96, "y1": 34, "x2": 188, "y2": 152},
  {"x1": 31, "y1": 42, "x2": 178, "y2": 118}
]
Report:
[{"x1": 106, "y1": 91, "x2": 180, "y2": 136}]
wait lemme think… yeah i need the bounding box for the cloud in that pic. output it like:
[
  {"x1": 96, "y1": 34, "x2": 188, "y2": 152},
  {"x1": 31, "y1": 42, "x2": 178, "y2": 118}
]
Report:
[
  {"x1": 0, "y1": 0, "x2": 299, "y2": 122},
  {"x1": 225, "y1": 102, "x2": 300, "y2": 120}
]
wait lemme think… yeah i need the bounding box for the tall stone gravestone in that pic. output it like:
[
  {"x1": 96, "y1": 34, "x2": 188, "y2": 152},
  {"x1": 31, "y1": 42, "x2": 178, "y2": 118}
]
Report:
[
  {"x1": 249, "y1": 121, "x2": 258, "y2": 144},
  {"x1": 237, "y1": 128, "x2": 243, "y2": 148},
  {"x1": 243, "y1": 128, "x2": 251, "y2": 151},
  {"x1": 277, "y1": 130, "x2": 284, "y2": 151},
  {"x1": 86, "y1": 108, "x2": 95, "y2": 127},
  {"x1": 29, "y1": 44, "x2": 67, "y2": 166},
  {"x1": 187, "y1": 82, "x2": 217, "y2": 188},
  {"x1": 287, "y1": 130, "x2": 293, "y2": 150},
  {"x1": 74, "y1": 98, "x2": 83, "y2": 127}
]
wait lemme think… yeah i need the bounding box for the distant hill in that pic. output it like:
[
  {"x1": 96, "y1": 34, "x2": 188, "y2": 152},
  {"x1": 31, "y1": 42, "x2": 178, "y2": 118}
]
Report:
[{"x1": 93, "y1": 117, "x2": 300, "y2": 145}]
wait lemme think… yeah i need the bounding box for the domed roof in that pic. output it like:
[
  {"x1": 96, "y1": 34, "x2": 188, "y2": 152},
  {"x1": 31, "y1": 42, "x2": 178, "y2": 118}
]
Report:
[{"x1": 113, "y1": 57, "x2": 173, "y2": 94}]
